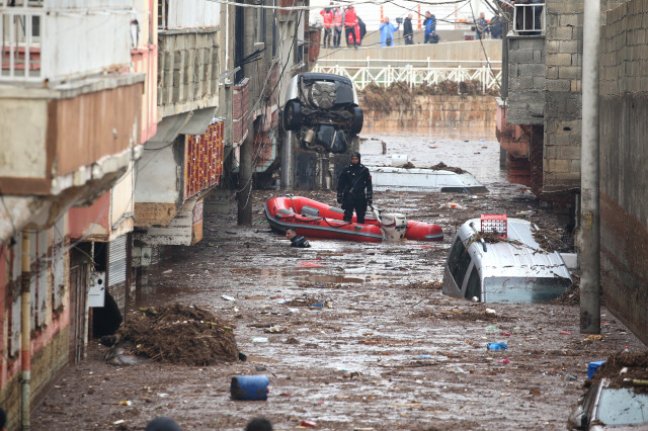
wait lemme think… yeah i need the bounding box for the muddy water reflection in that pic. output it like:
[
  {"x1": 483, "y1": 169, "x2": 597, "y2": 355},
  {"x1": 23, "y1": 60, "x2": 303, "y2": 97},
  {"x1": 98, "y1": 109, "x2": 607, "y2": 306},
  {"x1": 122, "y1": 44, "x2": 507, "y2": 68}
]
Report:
[
  {"x1": 362, "y1": 134, "x2": 505, "y2": 186},
  {"x1": 125, "y1": 135, "x2": 621, "y2": 431}
]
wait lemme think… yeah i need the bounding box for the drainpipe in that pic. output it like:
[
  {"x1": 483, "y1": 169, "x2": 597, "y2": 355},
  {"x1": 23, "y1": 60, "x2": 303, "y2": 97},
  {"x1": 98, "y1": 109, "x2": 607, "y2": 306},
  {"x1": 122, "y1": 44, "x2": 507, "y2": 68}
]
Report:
[
  {"x1": 225, "y1": 3, "x2": 230, "y2": 70},
  {"x1": 580, "y1": 0, "x2": 600, "y2": 334},
  {"x1": 20, "y1": 233, "x2": 31, "y2": 430}
]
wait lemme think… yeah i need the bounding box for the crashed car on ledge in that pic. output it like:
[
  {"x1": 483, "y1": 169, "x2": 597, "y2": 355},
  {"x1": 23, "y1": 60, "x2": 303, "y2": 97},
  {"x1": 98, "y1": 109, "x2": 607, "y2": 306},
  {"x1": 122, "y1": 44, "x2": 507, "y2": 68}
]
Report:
[{"x1": 283, "y1": 72, "x2": 363, "y2": 154}]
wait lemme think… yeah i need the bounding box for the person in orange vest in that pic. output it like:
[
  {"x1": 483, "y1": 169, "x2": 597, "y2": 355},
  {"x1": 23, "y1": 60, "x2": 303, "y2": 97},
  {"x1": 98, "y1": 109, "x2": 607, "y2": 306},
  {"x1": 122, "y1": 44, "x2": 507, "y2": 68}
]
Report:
[
  {"x1": 332, "y1": 5, "x2": 343, "y2": 48},
  {"x1": 347, "y1": 21, "x2": 361, "y2": 46},
  {"x1": 343, "y1": 5, "x2": 359, "y2": 48},
  {"x1": 320, "y1": 6, "x2": 333, "y2": 48}
]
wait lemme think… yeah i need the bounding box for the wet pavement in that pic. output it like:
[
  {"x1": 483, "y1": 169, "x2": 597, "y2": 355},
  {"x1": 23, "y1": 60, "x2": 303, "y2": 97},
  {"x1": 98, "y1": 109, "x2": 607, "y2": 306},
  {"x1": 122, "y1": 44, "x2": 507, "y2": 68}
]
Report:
[{"x1": 33, "y1": 134, "x2": 644, "y2": 431}]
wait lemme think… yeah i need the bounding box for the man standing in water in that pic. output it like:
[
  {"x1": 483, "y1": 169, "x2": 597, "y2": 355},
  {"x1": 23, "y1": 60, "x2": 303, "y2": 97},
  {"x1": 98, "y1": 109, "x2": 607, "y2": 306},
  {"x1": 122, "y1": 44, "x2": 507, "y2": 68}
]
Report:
[{"x1": 337, "y1": 152, "x2": 373, "y2": 223}]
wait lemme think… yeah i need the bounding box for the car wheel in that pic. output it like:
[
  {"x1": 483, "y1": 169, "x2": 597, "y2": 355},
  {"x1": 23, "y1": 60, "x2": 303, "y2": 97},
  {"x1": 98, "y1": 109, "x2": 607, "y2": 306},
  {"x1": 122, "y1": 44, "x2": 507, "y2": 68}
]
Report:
[
  {"x1": 350, "y1": 106, "x2": 363, "y2": 135},
  {"x1": 284, "y1": 100, "x2": 302, "y2": 131}
]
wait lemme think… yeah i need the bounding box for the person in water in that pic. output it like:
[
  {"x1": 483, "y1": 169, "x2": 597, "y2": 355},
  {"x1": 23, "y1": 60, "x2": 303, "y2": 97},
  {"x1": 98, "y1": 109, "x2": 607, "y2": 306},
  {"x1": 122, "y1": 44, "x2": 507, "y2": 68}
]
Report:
[{"x1": 285, "y1": 229, "x2": 311, "y2": 248}]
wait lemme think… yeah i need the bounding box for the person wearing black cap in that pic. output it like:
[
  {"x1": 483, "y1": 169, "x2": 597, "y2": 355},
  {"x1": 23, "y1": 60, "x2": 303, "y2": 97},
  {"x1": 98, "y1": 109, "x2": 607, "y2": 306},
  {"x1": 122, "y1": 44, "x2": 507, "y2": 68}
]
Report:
[{"x1": 336, "y1": 152, "x2": 373, "y2": 223}]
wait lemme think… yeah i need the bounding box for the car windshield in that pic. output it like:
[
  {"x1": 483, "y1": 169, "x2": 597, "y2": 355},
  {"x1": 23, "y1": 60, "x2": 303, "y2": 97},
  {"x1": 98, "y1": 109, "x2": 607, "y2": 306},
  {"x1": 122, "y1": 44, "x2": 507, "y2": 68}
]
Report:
[
  {"x1": 483, "y1": 276, "x2": 571, "y2": 303},
  {"x1": 596, "y1": 387, "x2": 648, "y2": 426}
]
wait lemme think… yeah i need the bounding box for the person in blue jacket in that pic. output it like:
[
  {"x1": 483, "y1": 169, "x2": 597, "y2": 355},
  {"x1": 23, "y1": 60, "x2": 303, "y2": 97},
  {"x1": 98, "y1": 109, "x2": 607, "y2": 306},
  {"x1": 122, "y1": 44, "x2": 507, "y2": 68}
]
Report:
[
  {"x1": 423, "y1": 11, "x2": 436, "y2": 43},
  {"x1": 379, "y1": 17, "x2": 399, "y2": 47}
]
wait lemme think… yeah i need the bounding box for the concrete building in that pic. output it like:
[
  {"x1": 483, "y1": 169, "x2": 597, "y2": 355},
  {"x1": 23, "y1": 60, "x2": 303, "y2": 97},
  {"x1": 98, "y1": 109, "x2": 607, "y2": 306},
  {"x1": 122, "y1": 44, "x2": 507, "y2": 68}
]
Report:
[
  {"x1": 497, "y1": 1, "x2": 583, "y2": 198},
  {"x1": 0, "y1": 0, "x2": 147, "y2": 428},
  {"x1": 0, "y1": 1, "x2": 317, "y2": 426},
  {"x1": 133, "y1": 0, "x2": 222, "y2": 252},
  {"x1": 499, "y1": 0, "x2": 648, "y2": 343},
  {"x1": 598, "y1": 0, "x2": 648, "y2": 344}
]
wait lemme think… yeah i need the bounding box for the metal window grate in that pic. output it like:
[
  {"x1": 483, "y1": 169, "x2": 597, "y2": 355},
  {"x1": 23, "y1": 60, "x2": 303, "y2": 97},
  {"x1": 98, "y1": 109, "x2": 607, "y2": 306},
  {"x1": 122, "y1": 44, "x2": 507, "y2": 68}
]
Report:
[{"x1": 512, "y1": 3, "x2": 545, "y2": 35}]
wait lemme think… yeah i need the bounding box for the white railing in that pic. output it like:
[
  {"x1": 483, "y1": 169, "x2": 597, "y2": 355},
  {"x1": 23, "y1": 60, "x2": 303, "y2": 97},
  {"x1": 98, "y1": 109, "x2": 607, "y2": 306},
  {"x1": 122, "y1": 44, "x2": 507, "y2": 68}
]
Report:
[
  {"x1": 1, "y1": 4, "x2": 132, "y2": 82},
  {"x1": 317, "y1": 57, "x2": 501, "y2": 69},
  {"x1": 0, "y1": 7, "x2": 43, "y2": 81},
  {"x1": 312, "y1": 63, "x2": 501, "y2": 93},
  {"x1": 513, "y1": 2, "x2": 545, "y2": 35}
]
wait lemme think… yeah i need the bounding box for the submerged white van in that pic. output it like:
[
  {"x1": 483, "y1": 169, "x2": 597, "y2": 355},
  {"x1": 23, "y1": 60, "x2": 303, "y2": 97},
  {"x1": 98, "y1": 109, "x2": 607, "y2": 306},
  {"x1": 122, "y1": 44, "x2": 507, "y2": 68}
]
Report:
[{"x1": 442, "y1": 217, "x2": 572, "y2": 304}]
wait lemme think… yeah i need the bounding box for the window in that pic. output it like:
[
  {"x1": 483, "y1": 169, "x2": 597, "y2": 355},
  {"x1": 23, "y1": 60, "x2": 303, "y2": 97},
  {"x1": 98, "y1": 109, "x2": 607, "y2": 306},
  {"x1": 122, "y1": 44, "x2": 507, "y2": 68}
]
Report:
[
  {"x1": 256, "y1": 6, "x2": 266, "y2": 44},
  {"x1": 513, "y1": 2, "x2": 545, "y2": 35},
  {"x1": 464, "y1": 266, "x2": 481, "y2": 300},
  {"x1": 447, "y1": 238, "x2": 471, "y2": 288}
]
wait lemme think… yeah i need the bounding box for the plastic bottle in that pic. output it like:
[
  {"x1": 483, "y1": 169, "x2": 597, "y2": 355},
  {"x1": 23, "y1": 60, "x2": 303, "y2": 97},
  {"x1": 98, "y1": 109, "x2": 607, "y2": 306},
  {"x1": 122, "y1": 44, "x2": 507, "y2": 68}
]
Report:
[{"x1": 486, "y1": 341, "x2": 508, "y2": 351}]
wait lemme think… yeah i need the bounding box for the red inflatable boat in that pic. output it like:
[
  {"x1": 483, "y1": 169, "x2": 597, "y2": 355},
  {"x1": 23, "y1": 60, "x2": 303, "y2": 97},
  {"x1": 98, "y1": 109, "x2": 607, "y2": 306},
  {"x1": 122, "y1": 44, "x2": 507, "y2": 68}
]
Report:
[{"x1": 264, "y1": 196, "x2": 443, "y2": 242}]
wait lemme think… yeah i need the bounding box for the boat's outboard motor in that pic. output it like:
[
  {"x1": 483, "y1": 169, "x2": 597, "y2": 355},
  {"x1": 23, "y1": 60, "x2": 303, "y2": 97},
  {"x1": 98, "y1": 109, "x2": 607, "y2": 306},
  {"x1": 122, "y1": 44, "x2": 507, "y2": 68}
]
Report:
[{"x1": 380, "y1": 213, "x2": 407, "y2": 241}]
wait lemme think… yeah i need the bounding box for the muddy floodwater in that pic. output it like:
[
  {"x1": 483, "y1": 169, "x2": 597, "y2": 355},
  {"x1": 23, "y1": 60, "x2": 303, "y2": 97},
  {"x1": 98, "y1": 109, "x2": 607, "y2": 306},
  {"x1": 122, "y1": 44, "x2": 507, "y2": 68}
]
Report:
[{"x1": 34, "y1": 134, "x2": 644, "y2": 431}]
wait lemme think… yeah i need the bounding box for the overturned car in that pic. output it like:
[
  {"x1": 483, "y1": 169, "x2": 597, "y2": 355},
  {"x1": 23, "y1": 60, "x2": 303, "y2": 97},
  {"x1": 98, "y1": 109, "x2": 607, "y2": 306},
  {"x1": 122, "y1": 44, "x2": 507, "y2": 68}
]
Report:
[{"x1": 283, "y1": 73, "x2": 363, "y2": 154}]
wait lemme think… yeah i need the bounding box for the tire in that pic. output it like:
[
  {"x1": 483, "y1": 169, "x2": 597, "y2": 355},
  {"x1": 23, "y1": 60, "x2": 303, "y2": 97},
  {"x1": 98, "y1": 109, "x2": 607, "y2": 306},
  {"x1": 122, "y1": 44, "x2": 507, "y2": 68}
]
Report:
[
  {"x1": 283, "y1": 100, "x2": 302, "y2": 131},
  {"x1": 349, "y1": 106, "x2": 363, "y2": 135}
]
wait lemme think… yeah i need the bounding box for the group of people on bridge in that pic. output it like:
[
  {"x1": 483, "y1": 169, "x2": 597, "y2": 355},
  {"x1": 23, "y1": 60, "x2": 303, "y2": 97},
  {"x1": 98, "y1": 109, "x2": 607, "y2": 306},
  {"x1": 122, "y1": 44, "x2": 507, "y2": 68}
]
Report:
[
  {"x1": 320, "y1": 4, "x2": 366, "y2": 49},
  {"x1": 319, "y1": 4, "x2": 441, "y2": 49}
]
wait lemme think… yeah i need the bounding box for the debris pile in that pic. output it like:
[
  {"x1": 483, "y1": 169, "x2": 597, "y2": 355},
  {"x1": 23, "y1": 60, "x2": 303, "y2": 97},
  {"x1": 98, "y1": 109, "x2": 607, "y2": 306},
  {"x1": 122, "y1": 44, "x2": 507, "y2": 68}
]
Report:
[
  {"x1": 594, "y1": 351, "x2": 648, "y2": 391},
  {"x1": 117, "y1": 303, "x2": 239, "y2": 366},
  {"x1": 429, "y1": 162, "x2": 466, "y2": 174},
  {"x1": 360, "y1": 80, "x2": 498, "y2": 113}
]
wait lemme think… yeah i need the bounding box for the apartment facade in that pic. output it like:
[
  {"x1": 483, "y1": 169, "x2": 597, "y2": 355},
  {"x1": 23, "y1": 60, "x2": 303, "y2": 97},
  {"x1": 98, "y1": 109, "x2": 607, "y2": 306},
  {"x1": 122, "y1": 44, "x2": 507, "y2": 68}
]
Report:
[{"x1": 0, "y1": 0, "x2": 147, "y2": 428}]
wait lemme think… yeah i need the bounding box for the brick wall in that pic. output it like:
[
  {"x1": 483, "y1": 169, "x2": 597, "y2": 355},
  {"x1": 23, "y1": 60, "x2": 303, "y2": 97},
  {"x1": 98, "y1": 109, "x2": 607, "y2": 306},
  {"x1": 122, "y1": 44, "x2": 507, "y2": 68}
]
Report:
[
  {"x1": 599, "y1": 0, "x2": 648, "y2": 345},
  {"x1": 542, "y1": 0, "x2": 584, "y2": 192}
]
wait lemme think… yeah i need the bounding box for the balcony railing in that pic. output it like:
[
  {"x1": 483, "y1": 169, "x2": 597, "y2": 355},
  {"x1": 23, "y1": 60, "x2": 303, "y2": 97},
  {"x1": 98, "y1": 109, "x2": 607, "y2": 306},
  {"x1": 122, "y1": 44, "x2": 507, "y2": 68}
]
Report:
[
  {"x1": 2, "y1": 2, "x2": 135, "y2": 82},
  {"x1": 512, "y1": 2, "x2": 545, "y2": 35},
  {"x1": 1, "y1": 8, "x2": 42, "y2": 81}
]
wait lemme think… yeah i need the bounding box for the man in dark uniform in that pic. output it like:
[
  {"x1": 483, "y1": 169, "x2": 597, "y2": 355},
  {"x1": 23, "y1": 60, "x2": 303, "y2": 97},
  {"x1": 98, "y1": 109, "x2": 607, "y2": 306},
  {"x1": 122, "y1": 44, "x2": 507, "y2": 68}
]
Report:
[
  {"x1": 285, "y1": 229, "x2": 311, "y2": 248},
  {"x1": 337, "y1": 152, "x2": 372, "y2": 223}
]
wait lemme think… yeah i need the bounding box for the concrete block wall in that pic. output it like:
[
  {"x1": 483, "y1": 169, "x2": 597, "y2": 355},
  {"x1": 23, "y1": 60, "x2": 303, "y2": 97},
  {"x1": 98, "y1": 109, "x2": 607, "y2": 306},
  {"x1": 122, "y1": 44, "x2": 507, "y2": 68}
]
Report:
[
  {"x1": 506, "y1": 37, "x2": 545, "y2": 125},
  {"x1": 599, "y1": 0, "x2": 648, "y2": 345},
  {"x1": 157, "y1": 30, "x2": 220, "y2": 119},
  {"x1": 542, "y1": 0, "x2": 583, "y2": 192}
]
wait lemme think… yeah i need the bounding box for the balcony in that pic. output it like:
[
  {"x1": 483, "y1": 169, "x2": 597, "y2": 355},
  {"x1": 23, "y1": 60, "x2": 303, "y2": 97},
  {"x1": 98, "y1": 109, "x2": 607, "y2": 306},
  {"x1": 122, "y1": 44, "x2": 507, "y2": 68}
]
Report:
[
  {"x1": 1, "y1": 2, "x2": 132, "y2": 83},
  {"x1": 157, "y1": 29, "x2": 220, "y2": 119}
]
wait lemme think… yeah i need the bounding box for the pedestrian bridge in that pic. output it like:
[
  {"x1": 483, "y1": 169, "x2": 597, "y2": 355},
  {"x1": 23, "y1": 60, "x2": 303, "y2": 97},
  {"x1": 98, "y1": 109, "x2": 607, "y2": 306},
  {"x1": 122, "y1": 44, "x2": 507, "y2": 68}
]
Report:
[{"x1": 312, "y1": 58, "x2": 501, "y2": 92}]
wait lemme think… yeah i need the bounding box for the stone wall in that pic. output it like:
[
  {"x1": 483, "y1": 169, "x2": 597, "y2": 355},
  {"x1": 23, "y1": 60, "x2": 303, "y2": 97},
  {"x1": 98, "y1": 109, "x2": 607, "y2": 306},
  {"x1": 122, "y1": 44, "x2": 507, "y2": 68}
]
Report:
[
  {"x1": 599, "y1": 0, "x2": 648, "y2": 345},
  {"x1": 542, "y1": 0, "x2": 583, "y2": 192},
  {"x1": 362, "y1": 95, "x2": 497, "y2": 140},
  {"x1": 319, "y1": 39, "x2": 502, "y2": 66}
]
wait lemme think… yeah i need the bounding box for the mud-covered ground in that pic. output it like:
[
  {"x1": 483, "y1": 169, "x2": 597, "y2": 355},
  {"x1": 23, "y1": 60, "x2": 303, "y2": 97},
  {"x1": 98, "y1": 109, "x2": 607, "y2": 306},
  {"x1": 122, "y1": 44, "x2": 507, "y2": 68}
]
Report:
[{"x1": 33, "y1": 136, "x2": 644, "y2": 431}]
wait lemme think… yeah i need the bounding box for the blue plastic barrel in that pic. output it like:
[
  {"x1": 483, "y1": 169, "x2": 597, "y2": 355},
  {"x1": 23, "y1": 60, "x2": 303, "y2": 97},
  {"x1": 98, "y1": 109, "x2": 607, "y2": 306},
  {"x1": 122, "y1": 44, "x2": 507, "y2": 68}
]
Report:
[
  {"x1": 230, "y1": 375, "x2": 270, "y2": 401},
  {"x1": 587, "y1": 360, "x2": 606, "y2": 380}
]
